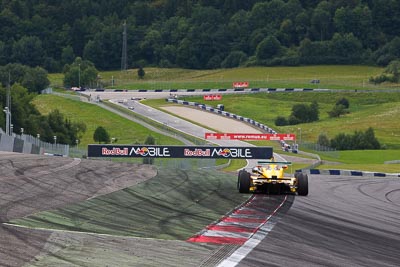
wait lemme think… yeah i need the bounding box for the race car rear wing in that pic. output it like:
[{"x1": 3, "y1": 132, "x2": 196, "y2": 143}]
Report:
[{"x1": 257, "y1": 161, "x2": 292, "y2": 165}]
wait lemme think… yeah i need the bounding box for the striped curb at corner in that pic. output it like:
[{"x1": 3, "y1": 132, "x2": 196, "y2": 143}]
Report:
[{"x1": 187, "y1": 195, "x2": 288, "y2": 245}]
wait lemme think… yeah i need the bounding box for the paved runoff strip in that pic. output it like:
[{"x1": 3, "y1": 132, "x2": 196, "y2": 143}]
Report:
[
  {"x1": 217, "y1": 195, "x2": 288, "y2": 267},
  {"x1": 187, "y1": 195, "x2": 287, "y2": 249}
]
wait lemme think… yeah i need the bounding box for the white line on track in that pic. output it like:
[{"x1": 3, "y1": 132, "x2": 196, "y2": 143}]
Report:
[{"x1": 217, "y1": 195, "x2": 288, "y2": 267}]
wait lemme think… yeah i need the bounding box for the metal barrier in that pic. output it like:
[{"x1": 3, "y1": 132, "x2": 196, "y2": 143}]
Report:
[{"x1": 0, "y1": 128, "x2": 69, "y2": 156}]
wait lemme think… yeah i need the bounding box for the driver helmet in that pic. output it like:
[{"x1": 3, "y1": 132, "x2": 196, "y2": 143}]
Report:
[{"x1": 252, "y1": 166, "x2": 261, "y2": 173}]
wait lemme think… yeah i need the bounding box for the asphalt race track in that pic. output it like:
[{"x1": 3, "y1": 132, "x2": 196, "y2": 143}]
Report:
[
  {"x1": 236, "y1": 175, "x2": 400, "y2": 267},
  {"x1": 1, "y1": 153, "x2": 399, "y2": 266},
  {"x1": 1, "y1": 97, "x2": 400, "y2": 266}
]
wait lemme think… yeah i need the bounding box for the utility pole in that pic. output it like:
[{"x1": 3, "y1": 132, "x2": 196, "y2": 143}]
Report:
[
  {"x1": 78, "y1": 63, "x2": 81, "y2": 89},
  {"x1": 121, "y1": 21, "x2": 127, "y2": 71},
  {"x1": 5, "y1": 72, "x2": 11, "y2": 135}
]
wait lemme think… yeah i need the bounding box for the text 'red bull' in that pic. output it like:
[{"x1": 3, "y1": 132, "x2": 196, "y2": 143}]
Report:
[{"x1": 102, "y1": 147, "x2": 128, "y2": 156}]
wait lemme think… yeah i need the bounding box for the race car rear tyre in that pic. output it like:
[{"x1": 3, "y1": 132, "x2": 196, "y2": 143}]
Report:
[
  {"x1": 297, "y1": 173, "x2": 308, "y2": 196},
  {"x1": 237, "y1": 170, "x2": 245, "y2": 190},
  {"x1": 238, "y1": 171, "x2": 251, "y2": 193}
]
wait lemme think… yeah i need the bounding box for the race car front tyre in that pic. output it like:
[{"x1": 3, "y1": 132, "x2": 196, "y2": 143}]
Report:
[
  {"x1": 297, "y1": 173, "x2": 309, "y2": 196},
  {"x1": 238, "y1": 171, "x2": 251, "y2": 193}
]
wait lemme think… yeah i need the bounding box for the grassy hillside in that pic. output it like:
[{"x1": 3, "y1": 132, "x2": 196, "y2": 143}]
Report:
[
  {"x1": 32, "y1": 95, "x2": 183, "y2": 146},
  {"x1": 148, "y1": 91, "x2": 400, "y2": 149},
  {"x1": 45, "y1": 66, "x2": 400, "y2": 172},
  {"x1": 49, "y1": 65, "x2": 389, "y2": 91}
]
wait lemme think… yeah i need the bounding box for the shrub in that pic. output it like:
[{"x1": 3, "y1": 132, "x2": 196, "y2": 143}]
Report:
[
  {"x1": 328, "y1": 104, "x2": 349, "y2": 118},
  {"x1": 330, "y1": 127, "x2": 380, "y2": 150},
  {"x1": 275, "y1": 116, "x2": 288, "y2": 126},
  {"x1": 317, "y1": 133, "x2": 330, "y2": 147},
  {"x1": 93, "y1": 126, "x2": 110, "y2": 144},
  {"x1": 336, "y1": 97, "x2": 349, "y2": 109}
]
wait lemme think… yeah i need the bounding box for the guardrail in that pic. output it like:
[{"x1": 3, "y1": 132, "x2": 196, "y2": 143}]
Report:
[
  {"x1": 305, "y1": 169, "x2": 400, "y2": 178},
  {"x1": 165, "y1": 98, "x2": 293, "y2": 150}
]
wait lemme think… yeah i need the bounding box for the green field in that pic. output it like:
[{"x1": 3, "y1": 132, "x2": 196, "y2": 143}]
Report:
[
  {"x1": 45, "y1": 66, "x2": 400, "y2": 173},
  {"x1": 32, "y1": 95, "x2": 183, "y2": 146},
  {"x1": 164, "y1": 92, "x2": 400, "y2": 149},
  {"x1": 49, "y1": 65, "x2": 393, "y2": 91}
]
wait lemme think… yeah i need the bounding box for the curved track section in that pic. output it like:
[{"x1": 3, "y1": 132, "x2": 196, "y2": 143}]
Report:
[{"x1": 237, "y1": 175, "x2": 400, "y2": 267}]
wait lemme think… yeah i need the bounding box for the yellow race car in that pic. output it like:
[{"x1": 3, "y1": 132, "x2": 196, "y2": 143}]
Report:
[{"x1": 237, "y1": 160, "x2": 308, "y2": 195}]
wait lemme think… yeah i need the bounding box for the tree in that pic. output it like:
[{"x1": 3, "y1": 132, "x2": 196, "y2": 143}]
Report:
[
  {"x1": 336, "y1": 97, "x2": 349, "y2": 109},
  {"x1": 61, "y1": 45, "x2": 75, "y2": 66},
  {"x1": 256, "y1": 36, "x2": 283, "y2": 63},
  {"x1": 369, "y1": 59, "x2": 400, "y2": 84},
  {"x1": 317, "y1": 133, "x2": 330, "y2": 147},
  {"x1": 93, "y1": 126, "x2": 110, "y2": 144},
  {"x1": 138, "y1": 67, "x2": 145, "y2": 79},
  {"x1": 275, "y1": 116, "x2": 288, "y2": 126},
  {"x1": 291, "y1": 103, "x2": 309, "y2": 123},
  {"x1": 140, "y1": 29, "x2": 163, "y2": 64},
  {"x1": 12, "y1": 36, "x2": 45, "y2": 67},
  {"x1": 44, "y1": 109, "x2": 86, "y2": 145},
  {"x1": 309, "y1": 101, "x2": 319, "y2": 121},
  {"x1": 63, "y1": 57, "x2": 98, "y2": 88},
  {"x1": 311, "y1": 5, "x2": 332, "y2": 41},
  {"x1": 291, "y1": 101, "x2": 319, "y2": 123},
  {"x1": 22, "y1": 67, "x2": 50, "y2": 93},
  {"x1": 0, "y1": 83, "x2": 40, "y2": 135},
  {"x1": 384, "y1": 60, "x2": 400, "y2": 83},
  {"x1": 373, "y1": 37, "x2": 400, "y2": 66},
  {"x1": 0, "y1": 63, "x2": 49, "y2": 93},
  {"x1": 363, "y1": 127, "x2": 380, "y2": 149},
  {"x1": 330, "y1": 33, "x2": 363, "y2": 64},
  {"x1": 221, "y1": 51, "x2": 247, "y2": 68},
  {"x1": 330, "y1": 128, "x2": 380, "y2": 150},
  {"x1": 328, "y1": 104, "x2": 348, "y2": 118},
  {"x1": 0, "y1": 41, "x2": 6, "y2": 66},
  {"x1": 83, "y1": 24, "x2": 121, "y2": 70}
]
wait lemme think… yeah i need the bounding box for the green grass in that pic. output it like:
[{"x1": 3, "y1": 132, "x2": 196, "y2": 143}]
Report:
[
  {"x1": 163, "y1": 92, "x2": 400, "y2": 149},
  {"x1": 32, "y1": 95, "x2": 183, "y2": 146},
  {"x1": 144, "y1": 92, "x2": 400, "y2": 172},
  {"x1": 102, "y1": 101, "x2": 207, "y2": 145},
  {"x1": 322, "y1": 149, "x2": 400, "y2": 164},
  {"x1": 49, "y1": 65, "x2": 393, "y2": 91},
  {"x1": 46, "y1": 66, "x2": 400, "y2": 172},
  {"x1": 317, "y1": 164, "x2": 399, "y2": 173}
]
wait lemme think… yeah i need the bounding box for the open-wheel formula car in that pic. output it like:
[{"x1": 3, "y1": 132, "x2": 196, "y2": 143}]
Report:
[{"x1": 237, "y1": 160, "x2": 308, "y2": 195}]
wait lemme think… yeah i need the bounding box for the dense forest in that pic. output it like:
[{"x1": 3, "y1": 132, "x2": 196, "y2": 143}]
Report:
[{"x1": 1, "y1": 0, "x2": 400, "y2": 72}]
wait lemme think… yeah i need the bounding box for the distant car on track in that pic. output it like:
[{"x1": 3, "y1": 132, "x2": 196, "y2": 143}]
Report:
[
  {"x1": 131, "y1": 97, "x2": 146, "y2": 101},
  {"x1": 237, "y1": 159, "x2": 308, "y2": 195}
]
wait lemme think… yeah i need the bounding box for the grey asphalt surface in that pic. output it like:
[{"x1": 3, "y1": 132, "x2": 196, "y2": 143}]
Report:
[
  {"x1": 2, "y1": 92, "x2": 398, "y2": 266},
  {"x1": 109, "y1": 99, "x2": 286, "y2": 167},
  {"x1": 237, "y1": 175, "x2": 400, "y2": 267},
  {"x1": 113, "y1": 95, "x2": 400, "y2": 266}
]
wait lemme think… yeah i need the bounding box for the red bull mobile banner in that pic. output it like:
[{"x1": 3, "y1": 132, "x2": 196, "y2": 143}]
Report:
[{"x1": 88, "y1": 145, "x2": 273, "y2": 159}]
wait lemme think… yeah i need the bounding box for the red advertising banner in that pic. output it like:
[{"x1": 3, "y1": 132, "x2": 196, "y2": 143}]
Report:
[
  {"x1": 205, "y1": 133, "x2": 296, "y2": 141},
  {"x1": 233, "y1": 81, "x2": 249, "y2": 88},
  {"x1": 203, "y1": 94, "x2": 222, "y2": 101}
]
